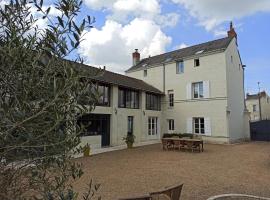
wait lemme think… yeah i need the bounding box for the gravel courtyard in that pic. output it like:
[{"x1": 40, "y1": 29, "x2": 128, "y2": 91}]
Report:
[{"x1": 74, "y1": 142, "x2": 270, "y2": 200}]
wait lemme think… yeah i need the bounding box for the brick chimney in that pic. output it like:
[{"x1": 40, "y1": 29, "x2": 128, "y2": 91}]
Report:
[
  {"x1": 227, "y1": 21, "x2": 237, "y2": 44},
  {"x1": 132, "y1": 49, "x2": 140, "y2": 66}
]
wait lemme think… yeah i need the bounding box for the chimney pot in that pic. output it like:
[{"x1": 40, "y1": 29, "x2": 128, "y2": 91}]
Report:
[{"x1": 132, "y1": 49, "x2": 140, "y2": 66}]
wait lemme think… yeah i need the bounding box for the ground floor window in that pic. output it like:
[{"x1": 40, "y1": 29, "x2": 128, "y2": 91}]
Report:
[
  {"x1": 193, "y1": 117, "x2": 205, "y2": 134},
  {"x1": 168, "y1": 119, "x2": 174, "y2": 131},
  {"x1": 127, "y1": 116, "x2": 134, "y2": 135},
  {"x1": 148, "y1": 117, "x2": 158, "y2": 136}
]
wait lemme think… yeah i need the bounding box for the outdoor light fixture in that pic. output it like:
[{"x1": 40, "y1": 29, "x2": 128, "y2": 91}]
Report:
[{"x1": 114, "y1": 108, "x2": 117, "y2": 115}]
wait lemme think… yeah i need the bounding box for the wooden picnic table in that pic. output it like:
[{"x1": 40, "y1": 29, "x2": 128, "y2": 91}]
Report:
[{"x1": 162, "y1": 137, "x2": 204, "y2": 152}]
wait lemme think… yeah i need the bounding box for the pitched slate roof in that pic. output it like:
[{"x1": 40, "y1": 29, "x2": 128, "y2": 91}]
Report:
[
  {"x1": 71, "y1": 61, "x2": 164, "y2": 94},
  {"x1": 126, "y1": 37, "x2": 233, "y2": 72}
]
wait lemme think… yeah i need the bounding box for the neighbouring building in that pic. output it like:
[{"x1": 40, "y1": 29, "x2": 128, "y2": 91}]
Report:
[
  {"x1": 76, "y1": 64, "x2": 164, "y2": 149},
  {"x1": 77, "y1": 22, "x2": 250, "y2": 148},
  {"x1": 125, "y1": 22, "x2": 250, "y2": 144},
  {"x1": 246, "y1": 91, "x2": 270, "y2": 121}
]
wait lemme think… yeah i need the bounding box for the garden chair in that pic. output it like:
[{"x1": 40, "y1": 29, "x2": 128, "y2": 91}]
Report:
[
  {"x1": 161, "y1": 139, "x2": 174, "y2": 150},
  {"x1": 150, "y1": 183, "x2": 183, "y2": 200},
  {"x1": 119, "y1": 195, "x2": 152, "y2": 200}
]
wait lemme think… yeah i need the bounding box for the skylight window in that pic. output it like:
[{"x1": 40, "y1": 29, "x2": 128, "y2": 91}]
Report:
[
  {"x1": 195, "y1": 50, "x2": 204, "y2": 55},
  {"x1": 165, "y1": 57, "x2": 172, "y2": 62}
]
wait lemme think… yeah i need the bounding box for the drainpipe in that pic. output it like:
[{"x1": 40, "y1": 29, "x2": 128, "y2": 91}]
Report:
[
  {"x1": 242, "y1": 65, "x2": 247, "y2": 109},
  {"x1": 163, "y1": 63, "x2": 165, "y2": 93}
]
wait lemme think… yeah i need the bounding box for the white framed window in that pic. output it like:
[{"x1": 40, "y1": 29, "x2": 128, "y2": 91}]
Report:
[
  {"x1": 194, "y1": 58, "x2": 200, "y2": 67},
  {"x1": 127, "y1": 116, "x2": 134, "y2": 135},
  {"x1": 192, "y1": 82, "x2": 204, "y2": 99},
  {"x1": 176, "y1": 60, "x2": 184, "y2": 74},
  {"x1": 253, "y1": 105, "x2": 257, "y2": 112},
  {"x1": 148, "y1": 117, "x2": 158, "y2": 136},
  {"x1": 144, "y1": 70, "x2": 147, "y2": 77},
  {"x1": 168, "y1": 119, "x2": 174, "y2": 131},
  {"x1": 193, "y1": 118, "x2": 205, "y2": 134},
  {"x1": 168, "y1": 90, "x2": 174, "y2": 107}
]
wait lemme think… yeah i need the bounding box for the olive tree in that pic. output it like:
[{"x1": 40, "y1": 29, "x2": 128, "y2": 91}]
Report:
[{"x1": 0, "y1": 0, "x2": 100, "y2": 199}]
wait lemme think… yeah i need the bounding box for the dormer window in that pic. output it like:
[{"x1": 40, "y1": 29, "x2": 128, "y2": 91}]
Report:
[
  {"x1": 194, "y1": 59, "x2": 200, "y2": 67},
  {"x1": 144, "y1": 69, "x2": 147, "y2": 77}
]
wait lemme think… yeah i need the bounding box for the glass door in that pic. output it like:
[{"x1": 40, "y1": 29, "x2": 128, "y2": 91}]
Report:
[{"x1": 148, "y1": 117, "x2": 159, "y2": 139}]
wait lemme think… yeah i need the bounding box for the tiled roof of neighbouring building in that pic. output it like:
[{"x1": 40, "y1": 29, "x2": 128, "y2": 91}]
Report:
[
  {"x1": 246, "y1": 91, "x2": 267, "y2": 100},
  {"x1": 126, "y1": 37, "x2": 233, "y2": 72},
  {"x1": 70, "y1": 61, "x2": 164, "y2": 95}
]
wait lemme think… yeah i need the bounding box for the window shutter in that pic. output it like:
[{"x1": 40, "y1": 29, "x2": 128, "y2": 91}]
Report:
[
  {"x1": 186, "y1": 83, "x2": 192, "y2": 99},
  {"x1": 203, "y1": 81, "x2": 210, "y2": 98},
  {"x1": 186, "y1": 118, "x2": 193, "y2": 133},
  {"x1": 204, "y1": 117, "x2": 211, "y2": 136}
]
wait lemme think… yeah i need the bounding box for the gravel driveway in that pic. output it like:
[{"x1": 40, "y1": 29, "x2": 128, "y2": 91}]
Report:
[{"x1": 73, "y1": 142, "x2": 270, "y2": 200}]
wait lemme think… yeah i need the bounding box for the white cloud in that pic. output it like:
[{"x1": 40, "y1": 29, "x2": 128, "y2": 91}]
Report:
[
  {"x1": 79, "y1": 18, "x2": 172, "y2": 73},
  {"x1": 111, "y1": 0, "x2": 160, "y2": 21},
  {"x1": 171, "y1": 0, "x2": 270, "y2": 30},
  {"x1": 84, "y1": 0, "x2": 115, "y2": 10},
  {"x1": 173, "y1": 43, "x2": 188, "y2": 50},
  {"x1": 0, "y1": 0, "x2": 8, "y2": 8},
  {"x1": 84, "y1": 0, "x2": 180, "y2": 27},
  {"x1": 157, "y1": 13, "x2": 180, "y2": 27}
]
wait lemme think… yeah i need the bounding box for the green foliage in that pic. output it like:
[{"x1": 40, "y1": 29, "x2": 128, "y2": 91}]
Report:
[
  {"x1": 0, "y1": 0, "x2": 100, "y2": 199},
  {"x1": 163, "y1": 133, "x2": 194, "y2": 139},
  {"x1": 123, "y1": 134, "x2": 136, "y2": 144}
]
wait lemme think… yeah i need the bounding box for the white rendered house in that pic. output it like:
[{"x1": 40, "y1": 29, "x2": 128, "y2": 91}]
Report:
[{"x1": 125, "y1": 23, "x2": 250, "y2": 143}]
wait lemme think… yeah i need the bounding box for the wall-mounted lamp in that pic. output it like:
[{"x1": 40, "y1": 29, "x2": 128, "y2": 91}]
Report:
[
  {"x1": 143, "y1": 111, "x2": 145, "y2": 116},
  {"x1": 114, "y1": 107, "x2": 117, "y2": 115}
]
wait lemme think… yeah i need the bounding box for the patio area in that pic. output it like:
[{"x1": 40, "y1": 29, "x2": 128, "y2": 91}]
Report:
[{"x1": 73, "y1": 142, "x2": 270, "y2": 200}]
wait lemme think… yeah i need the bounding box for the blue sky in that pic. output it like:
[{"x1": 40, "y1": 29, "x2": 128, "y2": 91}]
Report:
[{"x1": 36, "y1": 0, "x2": 270, "y2": 94}]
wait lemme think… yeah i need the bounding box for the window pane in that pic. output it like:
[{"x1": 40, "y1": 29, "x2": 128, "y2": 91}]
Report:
[
  {"x1": 193, "y1": 84, "x2": 199, "y2": 98},
  {"x1": 146, "y1": 93, "x2": 161, "y2": 110},
  {"x1": 104, "y1": 86, "x2": 109, "y2": 105},
  {"x1": 199, "y1": 82, "x2": 204, "y2": 98}
]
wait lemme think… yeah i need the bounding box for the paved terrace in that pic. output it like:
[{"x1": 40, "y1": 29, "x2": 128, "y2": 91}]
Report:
[{"x1": 73, "y1": 142, "x2": 270, "y2": 200}]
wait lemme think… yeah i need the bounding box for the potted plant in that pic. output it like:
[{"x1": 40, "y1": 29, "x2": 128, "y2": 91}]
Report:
[
  {"x1": 123, "y1": 134, "x2": 136, "y2": 148},
  {"x1": 83, "y1": 143, "x2": 91, "y2": 157}
]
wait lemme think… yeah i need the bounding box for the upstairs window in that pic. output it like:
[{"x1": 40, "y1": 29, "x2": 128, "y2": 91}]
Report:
[
  {"x1": 253, "y1": 105, "x2": 257, "y2": 112},
  {"x1": 192, "y1": 82, "x2": 203, "y2": 99},
  {"x1": 144, "y1": 69, "x2": 147, "y2": 77},
  {"x1": 168, "y1": 90, "x2": 174, "y2": 107},
  {"x1": 97, "y1": 84, "x2": 110, "y2": 106},
  {"x1": 146, "y1": 93, "x2": 161, "y2": 111},
  {"x1": 194, "y1": 58, "x2": 200, "y2": 67},
  {"x1": 78, "y1": 83, "x2": 110, "y2": 106},
  {"x1": 118, "y1": 88, "x2": 139, "y2": 109},
  {"x1": 176, "y1": 60, "x2": 184, "y2": 74}
]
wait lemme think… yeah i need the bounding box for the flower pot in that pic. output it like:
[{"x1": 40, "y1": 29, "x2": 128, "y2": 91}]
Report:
[
  {"x1": 83, "y1": 147, "x2": 90, "y2": 157},
  {"x1": 127, "y1": 142, "x2": 133, "y2": 148}
]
